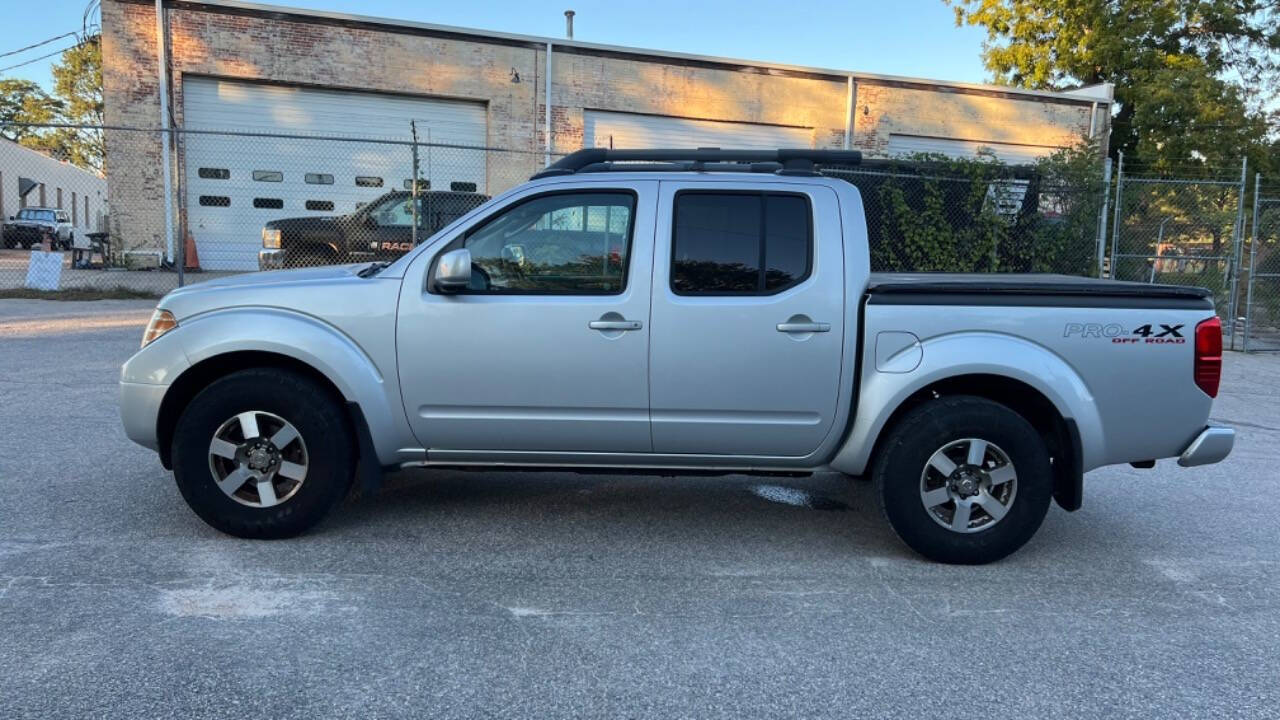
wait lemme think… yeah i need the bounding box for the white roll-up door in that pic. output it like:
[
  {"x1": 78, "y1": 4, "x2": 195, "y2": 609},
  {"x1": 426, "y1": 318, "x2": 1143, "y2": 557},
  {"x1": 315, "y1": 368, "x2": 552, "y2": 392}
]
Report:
[
  {"x1": 887, "y1": 134, "x2": 1060, "y2": 165},
  {"x1": 584, "y1": 110, "x2": 812, "y2": 150},
  {"x1": 182, "y1": 78, "x2": 487, "y2": 270}
]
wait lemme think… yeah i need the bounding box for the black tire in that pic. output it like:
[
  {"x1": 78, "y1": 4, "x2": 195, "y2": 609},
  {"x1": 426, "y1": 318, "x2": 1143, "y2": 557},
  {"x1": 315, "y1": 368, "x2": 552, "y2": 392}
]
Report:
[
  {"x1": 171, "y1": 368, "x2": 355, "y2": 538},
  {"x1": 872, "y1": 395, "x2": 1052, "y2": 564}
]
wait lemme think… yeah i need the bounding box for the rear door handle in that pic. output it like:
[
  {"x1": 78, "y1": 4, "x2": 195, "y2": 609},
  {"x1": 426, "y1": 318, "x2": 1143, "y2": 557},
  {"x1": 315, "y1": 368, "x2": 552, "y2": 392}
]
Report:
[
  {"x1": 589, "y1": 320, "x2": 643, "y2": 331},
  {"x1": 777, "y1": 322, "x2": 830, "y2": 333}
]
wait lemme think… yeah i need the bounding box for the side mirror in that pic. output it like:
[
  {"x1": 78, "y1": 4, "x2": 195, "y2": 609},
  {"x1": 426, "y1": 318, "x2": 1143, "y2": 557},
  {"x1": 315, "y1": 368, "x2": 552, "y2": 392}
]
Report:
[{"x1": 432, "y1": 248, "x2": 472, "y2": 293}]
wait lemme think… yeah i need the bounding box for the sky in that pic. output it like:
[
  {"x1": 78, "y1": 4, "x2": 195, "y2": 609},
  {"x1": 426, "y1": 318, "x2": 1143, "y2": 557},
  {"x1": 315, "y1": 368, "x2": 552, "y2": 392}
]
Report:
[{"x1": 0, "y1": 0, "x2": 995, "y2": 91}]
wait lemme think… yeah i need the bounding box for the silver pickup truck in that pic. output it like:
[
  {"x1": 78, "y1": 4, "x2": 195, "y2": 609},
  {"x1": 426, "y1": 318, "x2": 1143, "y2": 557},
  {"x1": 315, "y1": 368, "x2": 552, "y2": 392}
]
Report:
[{"x1": 119, "y1": 148, "x2": 1233, "y2": 564}]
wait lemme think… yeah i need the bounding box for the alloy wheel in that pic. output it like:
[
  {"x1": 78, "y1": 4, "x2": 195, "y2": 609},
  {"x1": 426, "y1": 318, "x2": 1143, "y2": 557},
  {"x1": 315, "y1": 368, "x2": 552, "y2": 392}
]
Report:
[{"x1": 207, "y1": 410, "x2": 308, "y2": 508}]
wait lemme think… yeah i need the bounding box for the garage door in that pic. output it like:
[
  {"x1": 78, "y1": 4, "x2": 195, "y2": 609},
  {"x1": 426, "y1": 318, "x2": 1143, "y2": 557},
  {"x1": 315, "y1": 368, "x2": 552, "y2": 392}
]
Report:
[
  {"x1": 183, "y1": 78, "x2": 487, "y2": 270},
  {"x1": 887, "y1": 134, "x2": 1061, "y2": 166},
  {"x1": 584, "y1": 110, "x2": 812, "y2": 150}
]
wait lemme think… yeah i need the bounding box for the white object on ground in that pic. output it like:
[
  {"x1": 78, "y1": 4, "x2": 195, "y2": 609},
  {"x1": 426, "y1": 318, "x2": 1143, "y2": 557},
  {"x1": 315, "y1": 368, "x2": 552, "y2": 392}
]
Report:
[{"x1": 24, "y1": 251, "x2": 64, "y2": 291}]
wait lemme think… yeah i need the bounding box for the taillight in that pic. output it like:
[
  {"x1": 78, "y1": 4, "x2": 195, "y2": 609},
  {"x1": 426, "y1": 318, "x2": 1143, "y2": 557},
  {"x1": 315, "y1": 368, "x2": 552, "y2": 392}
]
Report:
[{"x1": 1194, "y1": 316, "x2": 1222, "y2": 398}]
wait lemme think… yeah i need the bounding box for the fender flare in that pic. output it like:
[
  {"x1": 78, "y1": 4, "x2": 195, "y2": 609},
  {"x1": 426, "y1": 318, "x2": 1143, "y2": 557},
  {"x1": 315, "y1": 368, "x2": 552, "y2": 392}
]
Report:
[
  {"x1": 830, "y1": 331, "x2": 1105, "y2": 476},
  {"x1": 167, "y1": 307, "x2": 415, "y2": 466}
]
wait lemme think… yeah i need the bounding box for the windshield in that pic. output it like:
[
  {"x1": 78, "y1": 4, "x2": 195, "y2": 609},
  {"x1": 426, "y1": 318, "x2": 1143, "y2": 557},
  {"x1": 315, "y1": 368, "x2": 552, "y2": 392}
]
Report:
[{"x1": 20, "y1": 209, "x2": 56, "y2": 222}]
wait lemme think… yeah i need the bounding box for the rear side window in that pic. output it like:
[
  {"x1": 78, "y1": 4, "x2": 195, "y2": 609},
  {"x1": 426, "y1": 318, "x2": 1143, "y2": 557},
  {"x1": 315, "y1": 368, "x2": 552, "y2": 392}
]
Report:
[{"x1": 671, "y1": 192, "x2": 812, "y2": 295}]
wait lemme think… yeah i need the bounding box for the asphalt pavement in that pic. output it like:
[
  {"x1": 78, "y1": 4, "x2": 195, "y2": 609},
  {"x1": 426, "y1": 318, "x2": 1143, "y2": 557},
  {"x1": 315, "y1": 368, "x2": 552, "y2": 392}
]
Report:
[{"x1": 2, "y1": 298, "x2": 1278, "y2": 718}]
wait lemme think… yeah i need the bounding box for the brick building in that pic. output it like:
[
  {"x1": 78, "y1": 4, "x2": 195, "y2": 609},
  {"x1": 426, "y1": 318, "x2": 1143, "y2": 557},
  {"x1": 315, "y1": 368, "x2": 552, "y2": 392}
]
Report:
[{"x1": 102, "y1": 0, "x2": 1113, "y2": 270}]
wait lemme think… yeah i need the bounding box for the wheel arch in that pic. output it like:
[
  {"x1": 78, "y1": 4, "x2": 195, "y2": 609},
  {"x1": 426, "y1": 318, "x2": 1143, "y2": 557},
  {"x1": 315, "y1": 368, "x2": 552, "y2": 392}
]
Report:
[
  {"x1": 831, "y1": 332, "x2": 1101, "y2": 511},
  {"x1": 147, "y1": 307, "x2": 414, "y2": 483},
  {"x1": 158, "y1": 351, "x2": 328, "y2": 467},
  {"x1": 862, "y1": 374, "x2": 1084, "y2": 511}
]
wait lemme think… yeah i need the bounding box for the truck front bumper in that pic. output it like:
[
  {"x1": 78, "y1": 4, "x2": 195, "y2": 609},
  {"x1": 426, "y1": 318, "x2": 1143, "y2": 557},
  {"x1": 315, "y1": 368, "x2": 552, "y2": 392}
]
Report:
[
  {"x1": 1177, "y1": 425, "x2": 1235, "y2": 467},
  {"x1": 259, "y1": 248, "x2": 285, "y2": 271},
  {"x1": 119, "y1": 381, "x2": 168, "y2": 452}
]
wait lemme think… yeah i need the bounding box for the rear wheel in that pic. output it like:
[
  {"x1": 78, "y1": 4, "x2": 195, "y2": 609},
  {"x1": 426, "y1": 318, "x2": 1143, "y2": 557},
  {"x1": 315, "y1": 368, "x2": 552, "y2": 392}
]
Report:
[
  {"x1": 872, "y1": 395, "x2": 1052, "y2": 564},
  {"x1": 171, "y1": 368, "x2": 355, "y2": 538}
]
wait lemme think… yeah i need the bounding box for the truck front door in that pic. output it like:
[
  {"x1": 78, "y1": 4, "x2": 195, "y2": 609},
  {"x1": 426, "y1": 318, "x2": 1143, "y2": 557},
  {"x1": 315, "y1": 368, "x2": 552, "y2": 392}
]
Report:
[
  {"x1": 648, "y1": 182, "x2": 846, "y2": 457},
  {"x1": 397, "y1": 182, "x2": 657, "y2": 453}
]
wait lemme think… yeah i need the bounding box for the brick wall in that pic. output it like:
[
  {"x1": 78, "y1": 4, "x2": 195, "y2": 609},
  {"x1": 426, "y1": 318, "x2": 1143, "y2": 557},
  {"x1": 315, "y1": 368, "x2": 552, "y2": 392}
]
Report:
[
  {"x1": 102, "y1": 0, "x2": 1102, "y2": 258},
  {"x1": 852, "y1": 82, "x2": 1094, "y2": 157}
]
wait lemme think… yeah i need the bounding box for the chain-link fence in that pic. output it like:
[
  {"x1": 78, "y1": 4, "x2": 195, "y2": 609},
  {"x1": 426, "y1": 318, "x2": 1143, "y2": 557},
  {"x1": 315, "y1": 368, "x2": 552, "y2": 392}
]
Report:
[
  {"x1": 831, "y1": 158, "x2": 1105, "y2": 275},
  {"x1": 0, "y1": 122, "x2": 1251, "y2": 311},
  {"x1": 2, "y1": 124, "x2": 550, "y2": 295},
  {"x1": 1244, "y1": 180, "x2": 1280, "y2": 352},
  {"x1": 1108, "y1": 169, "x2": 1246, "y2": 324}
]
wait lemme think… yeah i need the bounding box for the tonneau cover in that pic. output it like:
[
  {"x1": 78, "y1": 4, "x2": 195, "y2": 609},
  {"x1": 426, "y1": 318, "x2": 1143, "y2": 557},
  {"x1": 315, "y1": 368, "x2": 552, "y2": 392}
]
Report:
[{"x1": 867, "y1": 273, "x2": 1212, "y2": 300}]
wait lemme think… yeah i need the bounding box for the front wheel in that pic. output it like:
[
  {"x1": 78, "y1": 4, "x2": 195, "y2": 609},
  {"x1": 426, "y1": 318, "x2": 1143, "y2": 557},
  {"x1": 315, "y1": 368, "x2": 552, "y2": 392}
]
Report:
[
  {"x1": 872, "y1": 396, "x2": 1052, "y2": 564},
  {"x1": 171, "y1": 368, "x2": 355, "y2": 538}
]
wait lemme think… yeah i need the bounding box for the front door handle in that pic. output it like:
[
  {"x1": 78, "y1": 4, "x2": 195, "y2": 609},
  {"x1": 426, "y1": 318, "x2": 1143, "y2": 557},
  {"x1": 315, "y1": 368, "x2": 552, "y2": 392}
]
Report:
[
  {"x1": 589, "y1": 319, "x2": 643, "y2": 331},
  {"x1": 777, "y1": 321, "x2": 830, "y2": 333}
]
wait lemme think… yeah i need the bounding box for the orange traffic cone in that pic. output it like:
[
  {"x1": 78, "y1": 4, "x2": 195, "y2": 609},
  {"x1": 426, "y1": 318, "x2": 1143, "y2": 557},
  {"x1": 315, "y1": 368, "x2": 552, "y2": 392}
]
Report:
[{"x1": 183, "y1": 230, "x2": 201, "y2": 271}]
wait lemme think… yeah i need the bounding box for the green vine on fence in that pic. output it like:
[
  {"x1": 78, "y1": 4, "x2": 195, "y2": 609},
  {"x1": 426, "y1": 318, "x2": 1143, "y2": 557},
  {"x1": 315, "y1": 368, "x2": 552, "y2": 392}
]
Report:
[{"x1": 844, "y1": 139, "x2": 1104, "y2": 276}]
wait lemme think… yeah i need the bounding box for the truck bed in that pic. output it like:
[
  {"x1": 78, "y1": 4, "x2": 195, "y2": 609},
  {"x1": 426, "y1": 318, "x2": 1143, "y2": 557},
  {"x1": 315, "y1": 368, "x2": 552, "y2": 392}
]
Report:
[{"x1": 866, "y1": 273, "x2": 1213, "y2": 309}]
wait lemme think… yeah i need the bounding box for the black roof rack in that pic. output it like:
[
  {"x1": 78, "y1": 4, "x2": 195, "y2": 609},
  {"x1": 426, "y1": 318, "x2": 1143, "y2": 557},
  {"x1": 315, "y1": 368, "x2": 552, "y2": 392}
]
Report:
[{"x1": 532, "y1": 148, "x2": 862, "y2": 180}]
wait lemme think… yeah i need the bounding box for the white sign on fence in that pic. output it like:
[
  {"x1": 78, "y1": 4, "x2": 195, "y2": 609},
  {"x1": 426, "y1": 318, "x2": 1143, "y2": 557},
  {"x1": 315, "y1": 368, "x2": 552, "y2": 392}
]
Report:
[{"x1": 24, "y1": 251, "x2": 64, "y2": 291}]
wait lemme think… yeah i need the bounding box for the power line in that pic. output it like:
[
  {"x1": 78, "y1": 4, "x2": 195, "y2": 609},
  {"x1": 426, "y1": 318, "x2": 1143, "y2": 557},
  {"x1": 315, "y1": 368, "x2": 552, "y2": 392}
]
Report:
[
  {"x1": 0, "y1": 32, "x2": 77, "y2": 60},
  {"x1": 0, "y1": 41, "x2": 87, "y2": 74}
]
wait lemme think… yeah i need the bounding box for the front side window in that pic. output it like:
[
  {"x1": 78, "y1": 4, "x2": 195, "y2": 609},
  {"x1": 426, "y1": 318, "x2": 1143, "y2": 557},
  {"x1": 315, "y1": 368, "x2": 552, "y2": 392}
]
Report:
[
  {"x1": 449, "y1": 191, "x2": 635, "y2": 294},
  {"x1": 369, "y1": 195, "x2": 416, "y2": 227},
  {"x1": 671, "y1": 191, "x2": 812, "y2": 295}
]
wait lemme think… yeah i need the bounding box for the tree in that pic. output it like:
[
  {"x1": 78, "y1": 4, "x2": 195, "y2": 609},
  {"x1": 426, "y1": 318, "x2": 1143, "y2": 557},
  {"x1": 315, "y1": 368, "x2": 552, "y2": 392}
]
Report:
[
  {"x1": 0, "y1": 78, "x2": 62, "y2": 144},
  {"x1": 946, "y1": 0, "x2": 1280, "y2": 176},
  {"x1": 39, "y1": 36, "x2": 104, "y2": 172},
  {"x1": 0, "y1": 35, "x2": 103, "y2": 173}
]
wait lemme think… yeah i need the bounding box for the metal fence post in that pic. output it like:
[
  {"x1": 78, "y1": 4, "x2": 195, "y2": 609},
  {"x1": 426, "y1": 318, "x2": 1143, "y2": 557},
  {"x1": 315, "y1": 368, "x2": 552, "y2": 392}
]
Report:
[
  {"x1": 1096, "y1": 157, "x2": 1112, "y2": 277},
  {"x1": 1227, "y1": 157, "x2": 1248, "y2": 348},
  {"x1": 410, "y1": 120, "x2": 420, "y2": 248},
  {"x1": 1245, "y1": 173, "x2": 1262, "y2": 352},
  {"x1": 1108, "y1": 151, "x2": 1124, "y2": 278}
]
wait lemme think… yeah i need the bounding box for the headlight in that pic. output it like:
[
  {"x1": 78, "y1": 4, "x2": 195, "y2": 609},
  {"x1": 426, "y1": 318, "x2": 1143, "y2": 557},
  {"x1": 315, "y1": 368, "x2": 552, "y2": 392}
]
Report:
[
  {"x1": 262, "y1": 228, "x2": 282, "y2": 249},
  {"x1": 141, "y1": 309, "x2": 177, "y2": 348}
]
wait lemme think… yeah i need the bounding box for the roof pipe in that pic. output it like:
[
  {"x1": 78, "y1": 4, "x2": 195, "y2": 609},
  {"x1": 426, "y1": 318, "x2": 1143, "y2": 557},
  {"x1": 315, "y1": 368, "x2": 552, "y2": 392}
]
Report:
[{"x1": 564, "y1": 10, "x2": 574, "y2": 39}]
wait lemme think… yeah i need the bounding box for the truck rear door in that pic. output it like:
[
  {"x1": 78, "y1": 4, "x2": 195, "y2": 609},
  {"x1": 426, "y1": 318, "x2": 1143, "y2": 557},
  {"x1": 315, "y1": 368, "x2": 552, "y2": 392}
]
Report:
[{"x1": 648, "y1": 181, "x2": 846, "y2": 457}]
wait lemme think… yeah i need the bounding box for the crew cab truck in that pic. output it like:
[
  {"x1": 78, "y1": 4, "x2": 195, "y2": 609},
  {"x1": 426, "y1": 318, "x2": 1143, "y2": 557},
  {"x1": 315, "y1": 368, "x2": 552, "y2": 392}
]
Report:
[
  {"x1": 4, "y1": 207, "x2": 73, "y2": 249},
  {"x1": 120, "y1": 149, "x2": 1234, "y2": 564},
  {"x1": 258, "y1": 189, "x2": 489, "y2": 270}
]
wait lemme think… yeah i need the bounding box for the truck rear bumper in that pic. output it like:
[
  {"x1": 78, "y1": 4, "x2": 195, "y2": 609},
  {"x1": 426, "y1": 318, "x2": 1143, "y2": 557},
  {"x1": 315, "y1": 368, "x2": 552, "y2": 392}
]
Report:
[{"x1": 1177, "y1": 425, "x2": 1235, "y2": 467}]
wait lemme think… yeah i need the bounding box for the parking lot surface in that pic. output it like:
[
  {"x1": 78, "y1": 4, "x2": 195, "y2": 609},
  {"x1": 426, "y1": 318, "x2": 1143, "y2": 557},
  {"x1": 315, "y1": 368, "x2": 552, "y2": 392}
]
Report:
[{"x1": 2, "y1": 298, "x2": 1278, "y2": 718}]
